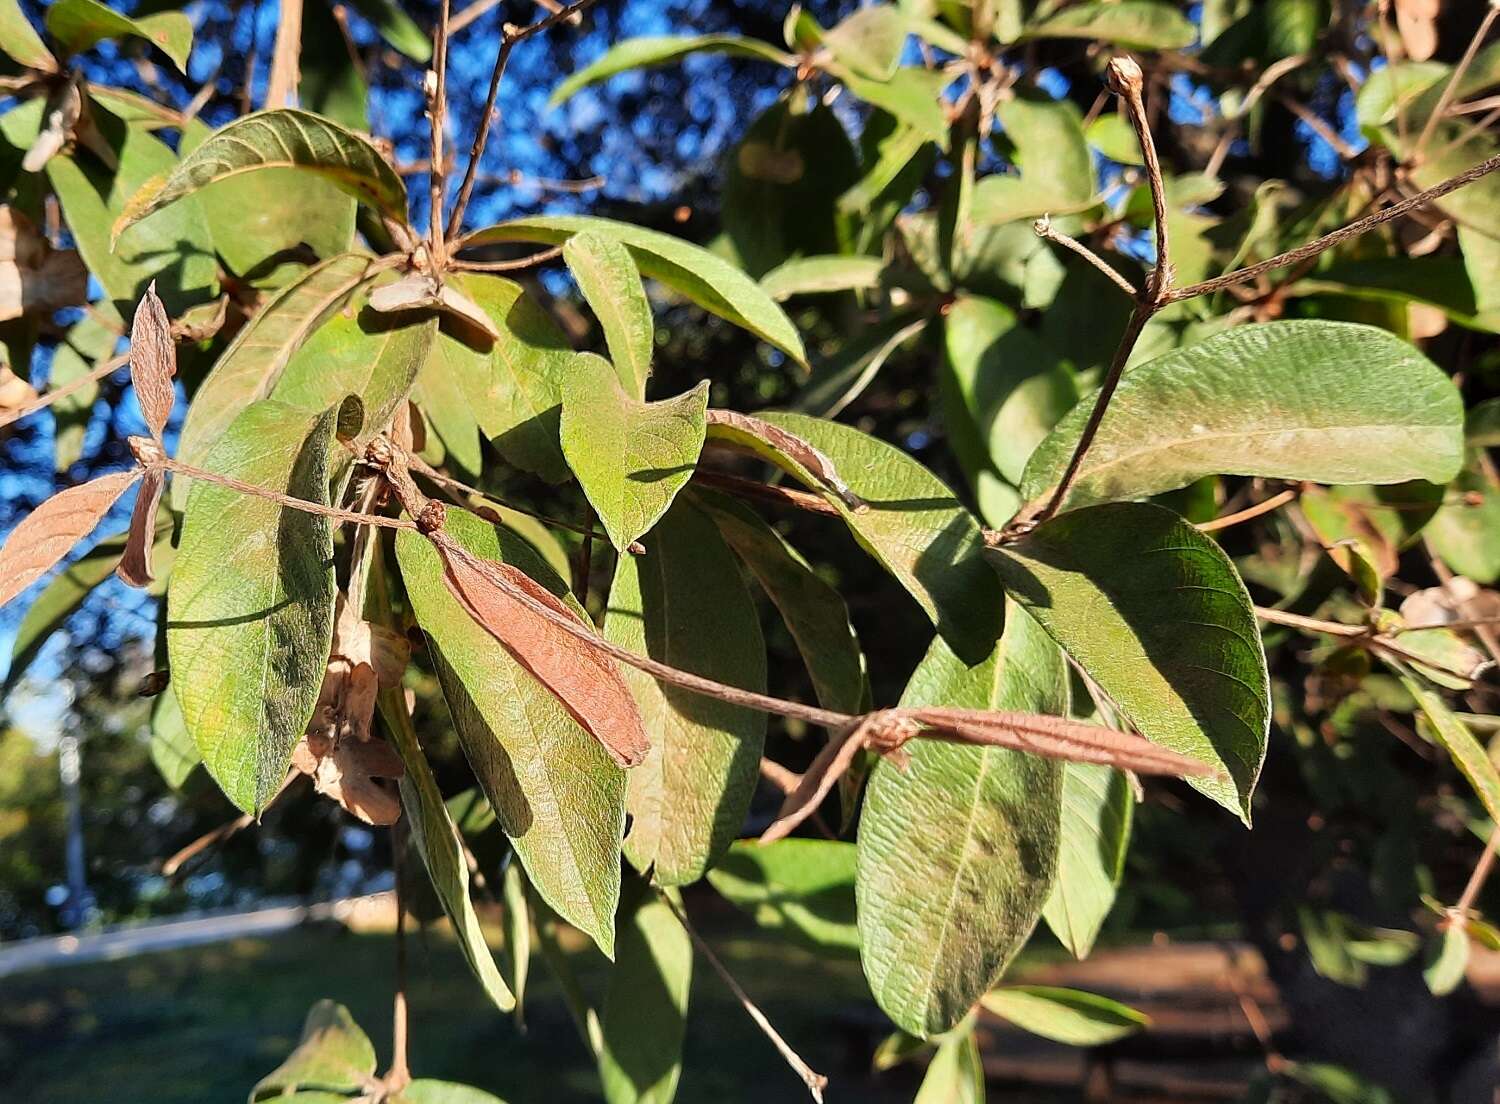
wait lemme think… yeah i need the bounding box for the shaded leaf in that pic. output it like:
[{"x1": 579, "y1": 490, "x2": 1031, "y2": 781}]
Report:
[
  {"x1": 0, "y1": 469, "x2": 138, "y2": 609},
  {"x1": 1041, "y1": 763, "x2": 1132, "y2": 959},
  {"x1": 564, "y1": 231, "x2": 653, "y2": 398},
  {"x1": 469, "y1": 216, "x2": 806, "y2": 366},
  {"x1": 1021, "y1": 321, "x2": 1465, "y2": 511},
  {"x1": 832, "y1": 65, "x2": 951, "y2": 146},
  {"x1": 167, "y1": 399, "x2": 348, "y2": 814},
  {"x1": 986, "y1": 502, "x2": 1268, "y2": 820},
  {"x1": 394, "y1": 1081, "x2": 507, "y2": 1104},
  {"x1": 599, "y1": 883, "x2": 692, "y2": 1104},
  {"x1": 760, "y1": 254, "x2": 885, "y2": 300},
  {"x1": 603, "y1": 499, "x2": 767, "y2": 886},
  {"x1": 857, "y1": 604, "x2": 1065, "y2": 1037},
  {"x1": 250, "y1": 1000, "x2": 377, "y2": 1100},
  {"x1": 116, "y1": 109, "x2": 407, "y2": 237},
  {"x1": 560, "y1": 353, "x2": 708, "y2": 553},
  {"x1": 379, "y1": 685, "x2": 517, "y2": 1011},
  {"x1": 44, "y1": 309, "x2": 116, "y2": 473},
  {"x1": 707, "y1": 838, "x2": 858, "y2": 951},
  {"x1": 549, "y1": 35, "x2": 793, "y2": 106},
  {"x1": 395, "y1": 509, "x2": 628, "y2": 955},
  {"x1": 822, "y1": 5, "x2": 908, "y2": 80},
  {"x1": 149, "y1": 684, "x2": 200, "y2": 790},
  {"x1": 1427, "y1": 455, "x2": 1500, "y2": 585},
  {"x1": 980, "y1": 985, "x2": 1147, "y2": 1046},
  {"x1": 1024, "y1": 0, "x2": 1196, "y2": 49},
  {"x1": 46, "y1": 0, "x2": 191, "y2": 70}
]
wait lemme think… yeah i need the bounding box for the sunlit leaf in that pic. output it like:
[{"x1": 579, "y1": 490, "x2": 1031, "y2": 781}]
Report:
[
  {"x1": 0, "y1": 0, "x2": 55, "y2": 71},
  {"x1": 549, "y1": 35, "x2": 793, "y2": 107},
  {"x1": 564, "y1": 230, "x2": 654, "y2": 399},
  {"x1": 46, "y1": 0, "x2": 191, "y2": 70},
  {"x1": 1024, "y1": 0, "x2": 1196, "y2": 49},
  {"x1": 1402, "y1": 673, "x2": 1500, "y2": 828},
  {"x1": 707, "y1": 838, "x2": 859, "y2": 952},
  {"x1": 760, "y1": 254, "x2": 885, "y2": 300},
  {"x1": 981, "y1": 985, "x2": 1147, "y2": 1046}
]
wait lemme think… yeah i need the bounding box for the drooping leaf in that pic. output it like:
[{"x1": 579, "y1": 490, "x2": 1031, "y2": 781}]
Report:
[
  {"x1": 171, "y1": 254, "x2": 375, "y2": 509},
  {"x1": 250, "y1": 1000, "x2": 377, "y2": 1100},
  {"x1": 116, "y1": 468, "x2": 165, "y2": 588},
  {"x1": 3, "y1": 524, "x2": 124, "y2": 694},
  {"x1": 167, "y1": 399, "x2": 350, "y2": 814},
  {"x1": 1041, "y1": 762, "x2": 1132, "y2": 959},
  {"x1": 394, "y1": 1081, "x2": 508, "y2": 1104},
  {"x1": 599, "y1": 883, "x2": 692, "y2": 1104},
  {"x1": 379, "y1": 684, "x2": 517, "y2": 1012},
  {"x1": 1469, "y1": 399, "x2": 1500, "y2": 447},
  {"x1": 760, "y1": 255, "x2": 886, "y2": 300},
  {"x1": 395, "y1": 509, "x2": 628, "y2": 956},
  {"x1": 48, "y1": 120, "x2": 217, "y2": 314},
  {"x1": 128, "y1": 282, "x2": 174, "y2": 441},
  {"x1": 1024, "y1": 0, "x2": 1197, "y2": 49},
  {"x1": 697, "y1": 491, "x2": 866, "y2": 714},
  {"x1": 0, "y1": 469, "x2": 138, "y2": 609},
  {"x1": 299, "y1": 0, "x2": 370, "y2": 129},
  {"x1": 559, "y1": 353, "x2": 708, "y2": 553},
  {"x1": 913, "y1": 1018, "x2": 985, "y2": 1104},
  {"x1": 1020, "y1": 321, "x2": 1465, "y2": 511},
  {"x1": 707, "y1": 838, "x2": 859, "y2": 951},
  {"x1": 793, "y1": 315, "x2": 927, "y2": 418},
  {"x1": 857, "y1": 604, "x2": 1066, "y2": 1038},
  {"x1": 980, "y1": 986, "x2": 1148, "y2": 1046},
  {"x1": 986, "y1": 501, "x2": 1267, "y2": 820},
  {"x1": 0, "y1": 0, "x2": 55, "y2": 71},
  {"x1": 563, "y1": 231, "x2": 654, "y2": 398},
  {"x1": 1401, "y1": 674, "x2": 1500, "y2": 827},
  {"x1": 549, "y1": 35, "x2": 793, "y2": 106},
  {"x1": 603, "y1": 499, "x2": 767, "y2": 886},
  {"x1": 149, "y1": 685, "x2": 200, "y2": 790},
  {"x1": 755, "y1": 412, "x2": 1004, "y2": 664},
  {"x1": 116, "y1": 110, "x2": 407, "y2": 238},
  {"x1": 1423, "y1": 923, "x2": 1469, "y2": 997},
  {"x1": 46, "y1": 0, "x2": 192, "y2": 71},
  {"x1": 468, "y1": 216, "x2": 806, "y2": 366}
]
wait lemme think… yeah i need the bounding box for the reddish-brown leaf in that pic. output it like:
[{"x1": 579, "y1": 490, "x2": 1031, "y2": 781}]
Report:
[
  {"x1": 130, "y1": 282, "x2": 176, "y2": 442},
  {"x1": 116, "y1": 467, "x2": 165, "y2": 588},
  {"x1": 0, "y1": 469, "x2": 140, "y2": 606},
  {"x1": 428, "y1": 529, "x2": 651, "y2": 768},
  {"x1": 705, "y1": 409, "x2": 864, "y2": 509}
]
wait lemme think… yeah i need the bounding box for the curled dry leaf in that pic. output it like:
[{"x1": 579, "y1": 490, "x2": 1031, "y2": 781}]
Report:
[
  {"x1": 705, "y1": 409, "x2": 865, "y2": 510},
  {"x1": 368, "y1": 273, "x2": 500, "y2": 340},
  {"x1": 171, "y1": 295, "x2": 230, "y2": 344},
  {"x1": 0, "y1": 205, "x2": 88, "y2": 322},
  {"x1": 116, "y1": 467, "x2": 165, "y2": 588},
  {"x1": 294, "y1": 595, "x2": 412, "y2": 825},
  {"x1": 426, "y1": 525, "x2": 651, "y2": 768},
  {"x1": 130, "y1": 282, "x2": 176, "y2": 442},
  {"x1": 0, "y1": 469, "x2": 140, "y2": 607},
  {"x1": 0, "y1": 364, "x2": 39, "y2": 411}
]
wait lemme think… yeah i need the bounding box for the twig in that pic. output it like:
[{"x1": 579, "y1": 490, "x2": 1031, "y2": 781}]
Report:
[
  {"x1": 1427, "y1": 538, "x2": 1500, "y2": 667},
  {"x1": 161, "y1": 771, "x2": 299, "y2": 876},
  {"x1": 691, "y1": 467, "x2": 842, "y2": 518},
  {"x1": 1413, "y1": 3, "x2": 1500, "y2": 161},
  {"x1": 445, "y1": 0, "x2": 599, "y2": 240},
  {"x1": 759, "y1": 758, "x2": 836, "y2": 840},
  {"x1": 449, "y1": 0, "x2": 503, "y2": 34},
  {"x1": 1276, "y1": 93, "x2": 1361, "y2": 162},
  {"x1": 1162, "y1": 151, "x2": 1500, "y2": 304},
  {"x1": 0, "y1": 352, "x2": 128, "y2": 431},
  {"x1": 576, "y1": 501, "x2": 595, "y2": 604},
  {"x1": 1457, "y1": 827, "x2": 1500, "y2": 918},
  {"x1": 1196, "y1": 488, "x2": 1299, "y2": 533},
  {"x1": 1254, "y1": 606, "x2": 1366, "y2": 637},
  {"x1": 427, "y1": 0, "x2": 452, "y2": 270},
  {"x1": 386, "y1": 818, "x2": 412, "y2": 1093},
  {"x1": 450, "y1": 245, "x2": 566, "y2": 272},
  {"x1": 658, "y1": 891, "x2": 829, "y2": 1102},
  {"x1": 266, "y1": 0, "x2": 304, "y2": 109},
  {"x1": 1232, "y1": 53, "x2": 1309, "y2": 119},
  {"x1": 1254, "y1": 603, "x2": 1485, "y2": 681},
  {"x1": 1033, "y1": 216, "x2": 1137, "y2": 297},
  {"x1": 155, "y1": 453, "x2": 418, "y2": 530}
]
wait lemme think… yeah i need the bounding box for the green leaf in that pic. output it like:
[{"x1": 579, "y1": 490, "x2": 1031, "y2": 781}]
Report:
[
  {"x1": 251, "y1": 1000, "x2": 377, "y2": 1100},
  {"x1": 839, "y1": 113, "x2": 936, "y2": 246},
  {"x1": 760, "y1": 255, "x2": 886, "y2": 300},
  {"x1": 395, "y1": 509, "x2": 626, "y2": 958},
  {"x1": 696, "y1": 491, "x2": 866, "y2": 714},
  {"x1": 1020, "y1": 321, "x2": 1466, "y2": 511},
  {"x1": 1423, "y1": 923, "x2": 1469, "y2": 997},
  {"x1": 830, "y1": 65, "x2": 952, "y2": 146},
  {"x1": 856, "y1": 605, "x2": 1066, "y2": 1038},
  {"x1": 300, "y1": 0, "x2": 370, "y2": 129},
  {"x1": 172, "y1": 253, "x2": 375, "y2": 509},
  {"x1": 822, "y1": 5, "x2": 909, "y2": 79},
  {"x1": 1426, "y1": 454, "x2": 1500, "y2": 584},
  {"x1": 986, "y1": 502, "x2": 1269, "y2": 820},
  {"x1": 1468, "y1": 398, "x2": 1500, "y2": 446},
  {"x1": 599, "y1": 884, "x2": 692, "y2": 1104},
  {"x1": 793, "y1": 315, "x2": 927, "y2": 418},
  {"x1": 346, "y1": 0, "x2": 432, "y2": 61},
  {"x1": 913, "y1": 1019, "x2": 985, "y2": 1104},
  {"x1": 395, "y1": 1081, "x2": 507, "y2": 1104},
  {"x1": 564, "y1": 231, "x2": 654, "y2": 398},
  {"x1": 707, "y1": 838, "x2": 859, "y2": 952},
  {"x1": 603, "y1": 499, "x2": 767, "y2": 886},
  {"x1": 49, "y1": 122, "x2": 217, "y2": 314},
  {"x1": 46, "y1": 0, "x2": 191, "y2": 70},
  {"x1": 470, "y1": 217, "x2": 806, "y2": 366},
  {"x1": 755, "y1": 412, "x2": 1004, "y2": 664},
  {"x1": 380, "y1": 684, "x2": 517, "y2": 1012},
  {"x1": 5, "y1": 527, "x2": 126, "y2": 696},
  {"x1": 168, "y1": 398, "x2": 351, "y2": 815},
  {"x1": 150, "y1": 686, "x2": 200, "y2": 791},
  {"x1": 49, "y1": 307, "x2": 119, "y2": 473},
  {"x1": 1041, "y1": 763, "x2": 1132, "y2": 959},
  {"x1": 116, "y1": 110, "x2": 408, "y2": 237},
  {"x1": 1401, "y1": 674, "x2": 1500, "y2": 828},
  {"x1": 1086, "y1": 113, "x2": 1142, "y2": 164},
  {"x1": 0, "y1": 0, "x2": 55, "y2": 70},
  {"x1": 980, "y1": 985, "x2": 1148, "y2": 1046},
  {"x1": 548, "y1": 35, "x2": 793, "y2": 106},
  {"x1": 412, "y1": 344, "x2": 484, "y2": 476},
  {"x1": 560, "y1": 354, "x2": 707, "y2": 553},
  {"x1": 1024, "y1": 0, "x2": 1196, "y2": 49},
  {"x1": 972, "y1": 92, "x2": 1095, "y2": 226}
]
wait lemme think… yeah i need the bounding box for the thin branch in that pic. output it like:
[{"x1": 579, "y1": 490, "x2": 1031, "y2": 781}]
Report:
[
  {"x1": 1232, "y1": 53, "x2": 1309, "y2": 119},
  {"x1": 266, "y1": 0, "x2": 304, "y2": 109},
  {"x1": 1196, "y1": 488, "x2": 1299, "y2": 533},
  {"x1": 1457, "y1": 827, "x2": 1500, "y2": 918},
  {"x1": 1033, "y1": 216, "x2": 1137, "y2": 297},
  {"x1": 450, "y1": 245, "x2": 566, "y2": 272},
  {"x1": 449, "y1": 0, "x2": 503, "y2": 35},
  {"x1": 658, "y1": 891, "x2": 828, "y2": 1103},
  {"x1": 1413, "y1": 3, "x2": 1500, "y2": 160},
  {"x1": 427, "y1": 0, "x2": 452, "y2": 269},
  {"x1": 1162, "y1": 151, "x2": 1500, "y2": 304},
  {"x1": 1254, "y1": 605, "x2": 1366, "y2": 637},
  {"x1": 1277, "y1": 93, "x2": 1361, "y2": 162},
  {"x1": 691, "y1": 467, "x2": 842, "y2": 518},
  {"x1": 445, "y1": 0, "x2": 599, "y2": 240},
  {"x1": 0, "y1": 352, "x2": 129, "y2": 431},
  {"x1": 160, "y1": 772, "x2": 299, "y2": 876}
]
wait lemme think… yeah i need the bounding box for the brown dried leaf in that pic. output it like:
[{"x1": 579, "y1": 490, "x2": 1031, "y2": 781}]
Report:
[
  {"x1": 0, "y1": 205, "x2": 88, "y2": 321},
  {"x1": 0, "y1": 364, "x2": 39, "y2": 410},
  {"x1": 116, "y1": 467, "x2": 165, "y2": 588},
  {"x1": 368, "y1": 274, "x2": 500, "y2": 340},
  {"x1": 705, "y1": 409, "x2": 864, "y2": 509},
  {"x1": 293, "y1": 729, "x2": 405, "y2": 825},
  {"x1": 428, "y1": 529, "x2": 651, "y2": 768},
  {"x1": 130, "y1": 282, "x2": 176, "y2": 442},
  {"x1": 1395, "y1": 0, "x2": 1441, "y2": 61},
  {"x1": 0, "y1": 469, "x2": 140, "y2": 607},
  {"x1": 171, "y1": 295, "x2": 230, "y2": 343}
]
